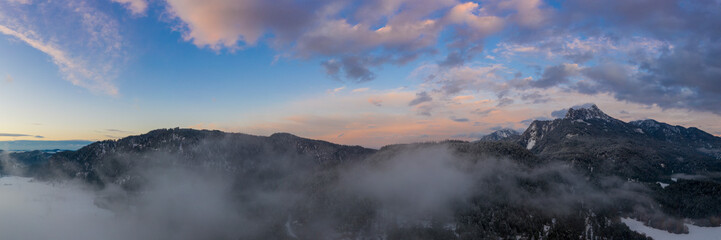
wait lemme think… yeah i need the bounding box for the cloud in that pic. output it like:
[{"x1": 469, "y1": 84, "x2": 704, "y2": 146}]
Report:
[
  {"x1": 234, "y1": 85, "x2": 721, "y2": 148},
  {"x1": 327, "y1": 86, "x2": 345, "y2": 94},
  {"x1": 111, "y1": 0, "x2": 148, "y2": 15},
  {"x1": 489, "y1": 126, "x2": 505, "y2": 131},
  {"x1": 489, "y1": 0, "x2": 721, "y2": 115},
  {"x1": 0, "y1": 1, "x2": 124, "y2": 95},
  {"x1": 496, "y1": 97, "x2": 514, "y2": 107},
  {"x1": 408, "y1": 91, "x2": 432, "y2": 106},
  {"x1": 568, "y1": 47, "x2": 721, "y2": 115},
  {"x1": 520, "y1": 116, "x2": 551, "y2": 125},
  {"x1": 321, "y1": 59, "x2": 342, "y2": 80},
  {"x1": 0, "y1": 166, "x2": 254, "y2": 240},
  {"x1": 104, "y1": 129, "x2": 134, "y2": 134},
  {"x1": 551, "y1": 108, "x2": 567, "y2": 118},
  {"x1": 416, "y1": 104, "x2": 433, "y2": 116},
  {"x1": 160, "y1": 0, "x2": 511, "y2": 82},
  {"x1": 340, "y1": 146, "x2": 478, "y2": 216},
  {"x1": 452, "y1": 95, "x2": 474, "y2": 102},
  {"x1": 438, "y1": 1, "x2": 505, "y2": 68},
  {"x1": 0, "y1": 133, "x2": 42, "y2": 139},
  {"x1": 498, "y1": 0, "x2": 551, "y2": 28},
  {"x1": 321, "y1": 57, "x2": 376, "y2": 82},
  {"x1": 445, "y1": 2, "x2": 505, "y2": 35},
  {"x1": 531, "y1": 63, "x2": 580, "y2": 88},
  {"x1": 438, "y1": 51, "x2": 471, "y2": 68},
  {"x1": 338, "y1": 57, "x2": 375, "y2": 82},
  {"x1": 551, "y1": 103, "x2": 599, "y2": 118},
  {"x1": 367, "y1": 98, "x2": 382, "y2": 107},
  {"x1": 471, "y1": 108, "x2": 494, "y2": 116},
  {"x1": 6, "y1": 0, "x2": 30, "y2": 4},
  {"x1": 1, "y1": 141, "x2": 662, "y2": 239},
  {"x1": 432, "y1": 64, "x2": 507, "y2": 96},
  {"x1": 129, "y1": 0, "x2": 721, "y2": 118},
  {"x1": 450, "y1": 116, "x2": 469, "y2": 122},
  {"x1": 632, "y1": 44, "x2": 721, "y2": 114},
  {"x1": 520, "y1": 91, "x2": 550, "y2": 104},
  {"x1": 0, "y1": 25, "x2": 117, "y2": 95},
  {"x1": 0, "y1": 133, "x2": 33, "y2": 137},
  {"x1": 560, "y1": 0, "x2": 719, "y2": 38},
  {"x1": 352, "y1": 88, "x2": 369, "y2": 93},
  {"x1": 339, "y1": 145, "x2": 662, "y2": 224},
  {"x1": 164, "y1": 0, "x2": 318, "y2": 50}
]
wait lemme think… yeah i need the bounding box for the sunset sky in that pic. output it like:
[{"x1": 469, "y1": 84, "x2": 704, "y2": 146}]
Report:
[{"x1": 1, "y1": 0, "x2": 720, "y2": 148}]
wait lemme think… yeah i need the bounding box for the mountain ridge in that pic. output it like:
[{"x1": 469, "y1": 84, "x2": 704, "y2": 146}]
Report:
[
  {"x1": 3, "y1": 106, "x2": 721, "y2": 239},
  {"x1": 518, "y1": 104, "x2": 721, "y2": 181},
  {"x1": 479, "y1": 129, "x2": 521, "y2": 142}
]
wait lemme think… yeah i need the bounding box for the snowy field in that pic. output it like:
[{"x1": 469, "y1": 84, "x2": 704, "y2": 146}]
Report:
[{"x1": 622, "y1": 217, "x2": 721, "y2": 240}]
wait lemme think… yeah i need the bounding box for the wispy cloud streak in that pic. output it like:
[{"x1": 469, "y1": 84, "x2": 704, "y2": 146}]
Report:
[{"x1": 0, "y1": 0, "x2": 124, "y2": 95}]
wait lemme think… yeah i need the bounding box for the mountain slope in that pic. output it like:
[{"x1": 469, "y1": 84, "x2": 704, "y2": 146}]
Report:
[
  {"x1": 44, "y1": 128, "x2": 376, "y2": 189},
  {"x1": 14, "y1": 127, "x2": 678, "y2": 239},
  {"x1": 479, "y1": 129, "x2": 521, "y2": 142},
  {"x1": 0, "y1": 150, "x2": 52, "y2": 177},
  {"x1": 518, "y1": 104, "x2": 721, "y2": 181},
  {"x1": 13, "y1": 116, "x2": 721, "y2": 238},
  {"x1": 630, "y1": 119, "x2": 721, "y2": 150}
]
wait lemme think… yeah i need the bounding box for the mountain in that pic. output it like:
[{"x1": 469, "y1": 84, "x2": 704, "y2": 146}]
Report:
[
  {"x1": 0, "y1": 140, "x2": 93, "y2": 151},
  {"x1": 479, "y1": 129, "x2": 520, "y2": 142},
  {"x1": 514, "y1": 104, "x2": 721, "y2": 224},
  {"x1": 518, "y1": 104, "x2": 721, "y2": 181},
  {"x1": 36, "y1": 130, "x2": 653, "y2": 239},
  {"x1": 43, "y1": 128, "x2": 375, "y2": 189},
  {"x1": 0, "y1": 150, "x2": 53, "y2": 177},
  {"x1": 8, "y1": 110, "x2": 721, "y2": 239},
  {"x1": 630, "y1": 119, "x2": 721, "y2": 150}
]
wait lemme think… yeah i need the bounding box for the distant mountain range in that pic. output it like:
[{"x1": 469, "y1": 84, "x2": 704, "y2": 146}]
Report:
[
  {"x1": 0, "y1": 140, "x2": 93, "y2": 151},
  {"x1": 477, "y1": 104, "x2": 721, "y2": 181},
  {"x1": 3, "y1": 104, "x2": 721, "y2": 239},
  {"x1": 478, "y1": 128, "x2": 520, "y2": 142}
]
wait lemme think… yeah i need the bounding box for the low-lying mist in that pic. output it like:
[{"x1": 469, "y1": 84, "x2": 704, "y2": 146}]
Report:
[
  {"x1": 0, "y1": 143, "x2": 664, "y2": 239},
  {"x1": 0, "y1": 170, "x2": 247, "y2": 240}
]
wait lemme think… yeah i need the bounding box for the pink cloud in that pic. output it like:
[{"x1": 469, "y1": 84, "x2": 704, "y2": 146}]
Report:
[
  {"x1": 446, "y1": 2, "x2": 504, "y2": 37},
  {"x1": 161, "y1": 0, "x2": 508, "y2": 59},
  {"x1": 112, "y1": 0, "x2": 148, "y2": 15},
  {"x1": 164, "y1": 0, "x2": 315, "y2": 50}
]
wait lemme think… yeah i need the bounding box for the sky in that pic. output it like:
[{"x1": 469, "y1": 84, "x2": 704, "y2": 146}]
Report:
[{"x1": 0, "y1": 0, "x2": 720, "y2": 148}]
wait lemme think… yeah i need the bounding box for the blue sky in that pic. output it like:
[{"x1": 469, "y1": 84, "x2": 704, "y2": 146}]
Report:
[{"x1": 1, "y1": 0, "x2": 720, "y2": 148}]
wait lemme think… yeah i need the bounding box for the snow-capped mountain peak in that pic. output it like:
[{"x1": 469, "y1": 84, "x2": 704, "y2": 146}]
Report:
[
  {"x1": 480, "y1": 129, "x2": 520, "y2": 141},
  {"x1": 564, "y1": 104, "x2": 612, "y2": 121}
]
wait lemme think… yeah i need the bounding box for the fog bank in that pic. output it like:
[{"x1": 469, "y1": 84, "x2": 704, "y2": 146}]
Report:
[{"x1": 0, "y1": 143, "x2": 669, "y2": 239}]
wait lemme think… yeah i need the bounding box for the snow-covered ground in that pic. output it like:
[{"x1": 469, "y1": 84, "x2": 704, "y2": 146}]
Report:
[{"x1": 622, "y1": 217, "x2": 721, "y2": 240}]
